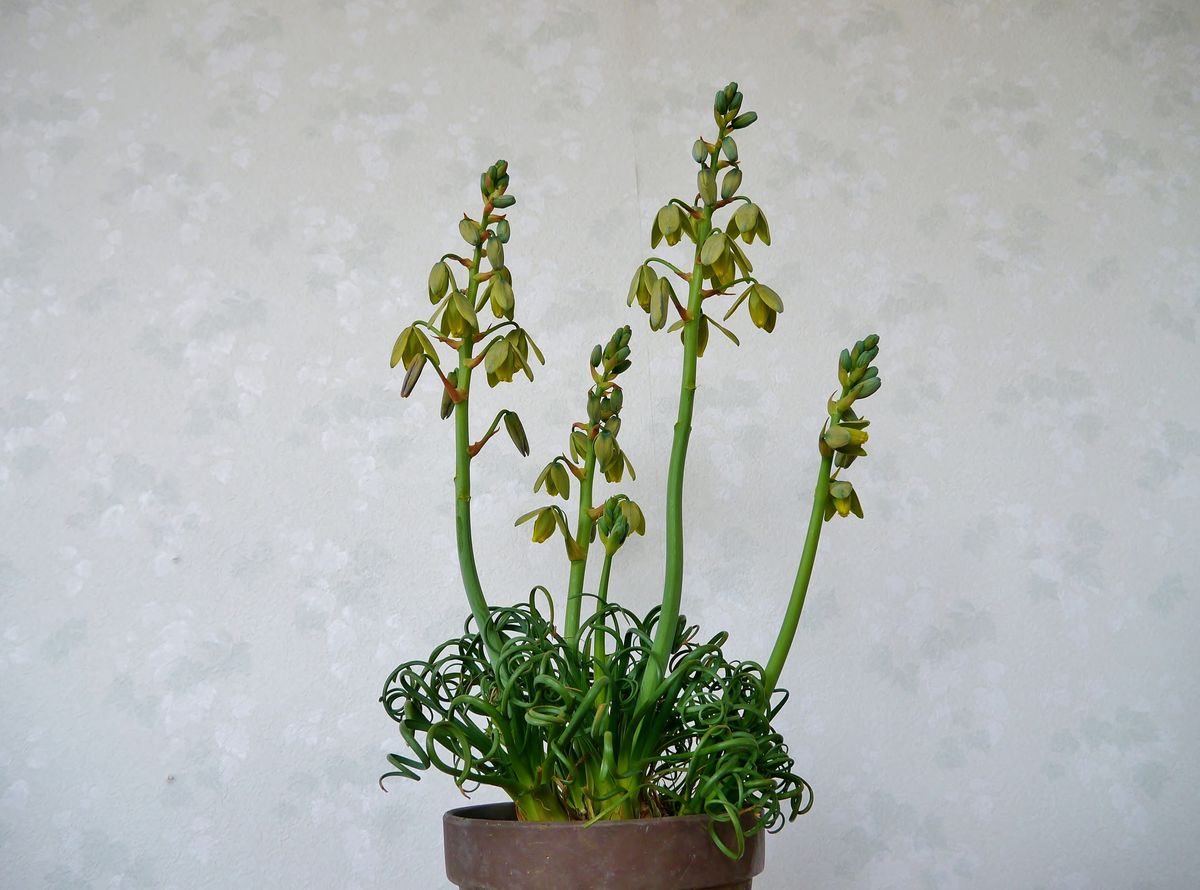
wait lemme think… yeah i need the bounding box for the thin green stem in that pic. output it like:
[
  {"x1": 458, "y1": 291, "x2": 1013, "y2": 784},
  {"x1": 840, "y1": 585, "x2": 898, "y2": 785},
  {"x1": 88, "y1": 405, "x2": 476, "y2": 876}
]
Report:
[
  {"x1": 705, "y1": 275, "x2": 757, "y2": 294},
  {"x1": 645, "y1": 256, "x2": 691, "y2": 280},
  {"x1": 638, "y1": 129, "x2": 726, "y2": 708},
  {"x1": 477, "y1": 319, "x2": 519, "y2": 339},
  {"x1": 762, "y1": 405, "x2": 845, "y2": 694},
  {"x1": 454, "y1": 232, "x2": 501, "y2": 665},
  {"x1": 564, "y1": 438, "x2": 597, "y2": 647},
  {"x1": 593, "y1": 550, "x2": 615, "y2": 664}
]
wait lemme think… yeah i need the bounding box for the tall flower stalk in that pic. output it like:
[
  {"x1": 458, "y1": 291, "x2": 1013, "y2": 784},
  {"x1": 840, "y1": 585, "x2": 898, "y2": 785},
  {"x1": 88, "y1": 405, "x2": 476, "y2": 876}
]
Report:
[
  {"x1": 763, "y1": 335, "x2": 881, "y2": 692},
  {"x1": 390, "y1": 160, "x2": 543, "y2": 664},
  {"x1": 628, "y1": 83, "x2": 781, "y2": 706},
  {"x1": 517, "y1": 325, "x2": 639, "y2": 649}
]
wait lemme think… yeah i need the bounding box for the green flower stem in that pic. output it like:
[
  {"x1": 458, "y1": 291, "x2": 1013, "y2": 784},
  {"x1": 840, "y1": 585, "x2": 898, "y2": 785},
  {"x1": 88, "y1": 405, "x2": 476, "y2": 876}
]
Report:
[
  {"x1": 639, "y1": 132, "x2": 725, "y2": 708},
  {"x1": 645, "y1": 257, "x2": 691, "y2": 280},
  {"x1": 762, "y1": 405, "x2": 844, "y2": 694},
  {"x1": 593, "y1": 549, "x2": 615, "y2": 664},
  {"x1": 454, "y1": 233, "x2": 501, "y2": 665},
  {"x1": 711, "y1": 275, "x2": 757, "y2": 292},
  {"x1": 477, "y1": 319, "x2": 519, "y2": 339},
  {"x1": 563, "y1": 438, "x2": 597, "y2": 647},
  {"x1": 589, "y1": 548, "x2": 616, "y2": 806}
]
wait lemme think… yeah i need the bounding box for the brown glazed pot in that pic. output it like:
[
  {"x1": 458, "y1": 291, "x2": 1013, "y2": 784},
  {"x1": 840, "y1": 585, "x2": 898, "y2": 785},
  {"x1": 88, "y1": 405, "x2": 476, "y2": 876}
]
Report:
[{"x1": 443, "y1": 803, "x2": 765, "y2": 890}]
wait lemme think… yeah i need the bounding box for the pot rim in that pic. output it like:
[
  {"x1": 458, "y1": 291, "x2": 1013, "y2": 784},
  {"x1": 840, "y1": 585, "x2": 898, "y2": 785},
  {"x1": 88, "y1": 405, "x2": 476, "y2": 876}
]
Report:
[{"x1": 444, "y1": 801, "x2": 754, "y2": 830}]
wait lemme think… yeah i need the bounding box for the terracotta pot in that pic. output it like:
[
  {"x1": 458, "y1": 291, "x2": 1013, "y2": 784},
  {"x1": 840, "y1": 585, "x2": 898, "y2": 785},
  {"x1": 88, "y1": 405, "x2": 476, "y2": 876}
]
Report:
[{"x1": 443, "y1": 803, "x2": 765, "y2": 890}]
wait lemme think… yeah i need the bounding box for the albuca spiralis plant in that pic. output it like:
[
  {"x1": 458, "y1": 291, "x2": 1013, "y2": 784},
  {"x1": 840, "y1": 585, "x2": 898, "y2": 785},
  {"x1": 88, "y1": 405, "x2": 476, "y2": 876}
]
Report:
[{"x1": 381, "y1": 83, "x2": 886, "y2": 856}]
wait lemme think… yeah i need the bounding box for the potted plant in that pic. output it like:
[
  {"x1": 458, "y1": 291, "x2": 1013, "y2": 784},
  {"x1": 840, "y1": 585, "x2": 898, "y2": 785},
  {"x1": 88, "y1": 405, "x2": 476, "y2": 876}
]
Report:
[{"x1": 380, "y1": 82, "x2": 884, "y2": 890}]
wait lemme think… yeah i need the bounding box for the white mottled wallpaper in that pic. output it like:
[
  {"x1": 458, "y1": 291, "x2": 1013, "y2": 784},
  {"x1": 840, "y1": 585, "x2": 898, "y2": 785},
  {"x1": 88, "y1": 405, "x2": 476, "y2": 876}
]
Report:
[{"x1": 2, "y1": 1, "x2": 1198, "y2": 888}]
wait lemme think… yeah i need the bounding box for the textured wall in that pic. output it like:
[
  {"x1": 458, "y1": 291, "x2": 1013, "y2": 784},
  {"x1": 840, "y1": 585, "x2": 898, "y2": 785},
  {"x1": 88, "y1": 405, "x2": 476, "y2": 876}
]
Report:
[{"x1": 2, "y1": 1, "x2": 1198, "y2": 888}]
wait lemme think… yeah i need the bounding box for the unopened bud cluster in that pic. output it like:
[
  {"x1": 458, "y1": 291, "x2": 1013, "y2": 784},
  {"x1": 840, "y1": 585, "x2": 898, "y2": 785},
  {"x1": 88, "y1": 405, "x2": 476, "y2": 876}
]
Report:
[
  {"x1": 597, "y1": 494, "x2": 646, "y2": 556},
  {"x1": 692, "y1": 82, "x2": 757, "y2": 207},
  {"x1": 817, "y1": 335, "x2": 883, "y2": 520},
  {"x1": 480, "y1": 159, "x2": 513, "y2": 209},
  {"x1": 836, "y1": 334, "x2": 882, "y2": 402},
  {"x1": 584, "y1": 325, "x2": 633, "y2": 482}
]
